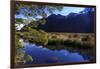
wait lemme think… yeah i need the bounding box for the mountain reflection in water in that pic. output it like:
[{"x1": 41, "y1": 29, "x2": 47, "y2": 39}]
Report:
[{"x1": 23, "y1": 42, "x2": 88, "y2": 65}]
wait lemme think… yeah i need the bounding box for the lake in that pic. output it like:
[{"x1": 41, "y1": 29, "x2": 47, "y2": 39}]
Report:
[{"x1": 22, "y1": 42, "x2": 93, "y2": 65}]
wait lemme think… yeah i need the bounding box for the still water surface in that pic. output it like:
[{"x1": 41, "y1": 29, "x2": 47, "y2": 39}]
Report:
[{"x1": 23, "y1": 42, "x2": 89, "y2": 64}]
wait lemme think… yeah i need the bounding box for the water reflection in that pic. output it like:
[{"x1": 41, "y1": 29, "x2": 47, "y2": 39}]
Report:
[{"x1": 23, "y1": 42, "x2": 89, "y2": 64}]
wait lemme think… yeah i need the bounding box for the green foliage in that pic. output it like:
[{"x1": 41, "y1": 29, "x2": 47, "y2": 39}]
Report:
[
  {"x1": 26, "y1": 55, "x2": 33, "y2": 62},
  {"x1": 20, "y1": 26, "x2": 28, "y2": 32},
  {"x1": 15, "y1": 3, "x2": 63, "y2": 19},
  {"x1": 15, "y1": 35, "x2": 23, "y2": 49},
  {"x1": 15, "y1": 49, "x2": 25, "y2": 60},
  {"x1": 36, "y1": 32, "x2": 48, "y2": 45},
  {"x1": 21, "y1": 26, "x2": 33, "y2": 32},
  {"x1": 15, "y1": 49, "x2": 33, "y2": 65},
  {"x1": 15, "y1": 34, "x2": 33, "y2": 65},
  {"x1": 21, "y1": 19, "x2": 46, "y2": 32},
  {"x1": 15, "y1": 3, "x2": 63, "y2": 30},
  {"x1": 23, "y1": 32, "x2": 30, "y2": 36},
  {"x1": 15, "y1": 2, "x2": 63, "y2": 46},
  {"x1": 15, "y1": 35, "x2": 25, "y2": 65},
  {"x1": 15, "y1": 49, "x2": 25, "y2": 65},
  {"x1": 29, "y1": 20, "x2": 39, "y2": 28},
  {"x1": 29, "y1": 29, "x2": 48, "y2": 46},
  {"x1": 21, "y1": 18, "x2": 46, "y2": 31},
  {"x1": 20, "y1": 28, "x2": 48, "y2": 46},
  {"x1": 15, "y1": 18, "x2": 23, "y2": 23},
  {"x1": 30, "y1": 29, "x2": 40, "y2": 36}
]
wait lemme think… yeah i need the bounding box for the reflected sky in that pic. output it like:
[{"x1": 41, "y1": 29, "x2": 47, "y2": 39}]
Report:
[{"x1": 23, "y1": 43, "x2": 87, "y2": 65}]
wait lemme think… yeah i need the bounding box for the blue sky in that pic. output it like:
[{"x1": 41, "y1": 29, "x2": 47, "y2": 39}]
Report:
[
  {"x1": 53, "y1": 7, "x2": 85, "y2": 16},
  {"x1": 15, "y1": 6, "x2": 85, "y2": 19}
]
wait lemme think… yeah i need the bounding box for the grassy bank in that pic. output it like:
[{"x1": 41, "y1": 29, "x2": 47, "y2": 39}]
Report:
[{"x1": 17, "y1": 32, "x2": 95, "y2": 50}]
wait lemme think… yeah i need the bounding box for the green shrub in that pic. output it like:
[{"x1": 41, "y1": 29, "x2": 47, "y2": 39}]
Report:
[
  {"x1": 24, "y1": 28, "x2": 49, "y2": 46},
  {"x1": 15, "y1": 35, "x2": 23, "y2": 49},
  {"x1": 23, "y1": 32, "x2": 30, "y2": 36},
  {"x1": 15, "y1": 34, "x2": 33, "y2": 65},
  {"x1": 15, "y1": 49, "x2": 25, "y2": 65},
  {"x1": 26, "y1": 55, "x2": 33, "y2": 62}
]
